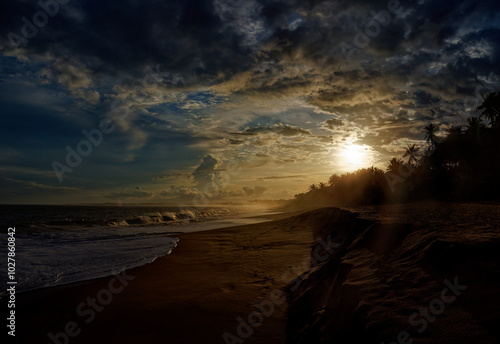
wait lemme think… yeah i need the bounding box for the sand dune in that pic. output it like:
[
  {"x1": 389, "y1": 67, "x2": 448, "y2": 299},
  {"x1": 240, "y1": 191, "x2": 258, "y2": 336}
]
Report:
[{"x1": 287, "y1": 203, "x2": 500, "y2": 343}]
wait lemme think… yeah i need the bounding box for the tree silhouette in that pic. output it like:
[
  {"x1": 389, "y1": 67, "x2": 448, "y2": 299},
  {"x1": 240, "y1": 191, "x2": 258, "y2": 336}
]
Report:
[
  {"x1": 422, "y1": 123, "x2": 439, "y2": 150},
  {"x1": 476, "y1": 92, "x2": 500, "y2": 128},
  {"x1": 465, "y1": 116, "x2": 485, "y2": 135},
  {"x1": 328, "y1": 174, "x2": 340, "y2": 186},
  {"x1": 294, "y1": 91, "x2": 500, "y2": 206},
  {"x1": 445, "y1": 125, "x2": 463, "y2": 136},
  {"x1": 403, "y1": 144, "x2": 420, "y2": 166},
  {"x1": 386, "y1": 157, "x2": 404, "y2": 174}
]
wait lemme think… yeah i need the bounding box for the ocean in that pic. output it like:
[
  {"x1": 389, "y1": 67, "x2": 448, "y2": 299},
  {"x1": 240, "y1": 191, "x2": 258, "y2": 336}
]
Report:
[{"x1": 0, "y1": 204, "x2": 271, "y2": 293}]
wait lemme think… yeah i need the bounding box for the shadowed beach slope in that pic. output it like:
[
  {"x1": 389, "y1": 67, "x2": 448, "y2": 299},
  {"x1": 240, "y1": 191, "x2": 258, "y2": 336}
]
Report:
[{"x1": 286, "y1": 202, "x2": 500, "y2": 344}]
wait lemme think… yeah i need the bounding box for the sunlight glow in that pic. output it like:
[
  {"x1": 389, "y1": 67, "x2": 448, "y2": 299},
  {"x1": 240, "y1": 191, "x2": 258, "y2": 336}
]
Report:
[{"x1": 340, "y1": 144, "x2": 370, "y2": 168}]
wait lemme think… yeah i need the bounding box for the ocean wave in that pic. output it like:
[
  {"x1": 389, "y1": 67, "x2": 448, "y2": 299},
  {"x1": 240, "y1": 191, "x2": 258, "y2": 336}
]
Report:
[
  {"x1": 120, "y1": 208, "x2": 230, "y2": 226},
  {"x1": 0, "y1": 233, "x2": 180, "y2": 293},
  {"x1": 19, "y1": 207, "x2": 231, "y2": 229}
]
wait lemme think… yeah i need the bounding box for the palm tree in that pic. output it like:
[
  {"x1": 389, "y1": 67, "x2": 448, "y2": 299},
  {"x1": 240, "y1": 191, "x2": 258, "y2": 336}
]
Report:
[
  {"x1": 422, "y1": 123, "x2": 439, "y2": 150},
  {"x1": 445, "y1": 125, "x2": 463, "y2": 136},
  {"x1": 328, "y1": 174, "x2": 340, "y2": 186},
  {"x1": 444, "y1": 125, "x2": 463, "y2": 143},
  {"x1": 465, "y1": 116, "x2": 485, "y2": 135},
  {"x1": 386, "y1": 157, "x2": 404, "y2": 174},
  {"x1": 476, "y1": 92, "x2": 500, "y2": 128},
  {"x1": 403, "y1": 144, "x2": 420, "y2": 166}
]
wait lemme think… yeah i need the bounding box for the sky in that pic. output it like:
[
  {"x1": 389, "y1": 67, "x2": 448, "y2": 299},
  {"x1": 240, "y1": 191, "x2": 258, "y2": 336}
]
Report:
[{"x1": 0, "y1": 0, "x2": 499, "y2": 204}]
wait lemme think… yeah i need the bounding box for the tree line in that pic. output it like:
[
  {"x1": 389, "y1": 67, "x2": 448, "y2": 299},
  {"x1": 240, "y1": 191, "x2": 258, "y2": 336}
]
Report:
[{"x1": 293, "y1": 92, "x2": 500, "y2": 206}]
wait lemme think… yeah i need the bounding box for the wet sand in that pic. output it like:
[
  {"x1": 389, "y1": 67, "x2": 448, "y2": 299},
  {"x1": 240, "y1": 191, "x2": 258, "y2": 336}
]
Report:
[{"x1": 13, "y1": 209, "x2": 318, "y2": 344}]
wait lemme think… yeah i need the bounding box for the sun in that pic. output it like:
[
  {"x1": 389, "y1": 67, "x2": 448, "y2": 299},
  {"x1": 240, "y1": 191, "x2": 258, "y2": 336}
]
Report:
[{"x1": 340, "y1": 144, "x2": 370, "y2": 167}]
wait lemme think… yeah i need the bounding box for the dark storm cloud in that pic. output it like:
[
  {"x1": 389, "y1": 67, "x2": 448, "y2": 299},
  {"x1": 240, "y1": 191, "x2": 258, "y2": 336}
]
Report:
[
  {"x1": 2, "y1": 0, "x2": 499, "y2": 101},
  {"x1": 322, "y1": 118, "x2": 344, "y2": 130},
  {"x1": 224, "y1": 138, "x2": 245, "y2": 145},
  {"x1": 240, "y1": 123, "x2": 311, "y2": 136},
  {"x1": 0, "y1": 0, "x2": 255, "y2": 84},
  {"x1": 413, "y1": 90, "x2": 441, "y2": 107}
]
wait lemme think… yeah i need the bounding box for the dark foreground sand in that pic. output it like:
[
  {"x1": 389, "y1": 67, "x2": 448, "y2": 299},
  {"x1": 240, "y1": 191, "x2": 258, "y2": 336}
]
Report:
[
  {"x1": 8, "y1": 202, "x2": 500, "y2": 344},
  {"x1": 12, "y1": 209, "x2": 319, "y2": 344},
  {"x1": 287, "y1": 202, "x2": 500, "y2": 344}
]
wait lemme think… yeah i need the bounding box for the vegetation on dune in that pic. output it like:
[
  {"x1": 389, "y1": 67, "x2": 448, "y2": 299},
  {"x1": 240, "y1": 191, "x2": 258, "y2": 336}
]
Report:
[{"x1": 293, "y1": 92, "x2": 500, "y2": 206}]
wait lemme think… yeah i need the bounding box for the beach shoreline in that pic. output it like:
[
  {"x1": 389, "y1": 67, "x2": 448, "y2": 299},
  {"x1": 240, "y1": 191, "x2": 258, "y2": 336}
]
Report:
[
  {"x1": 0, "y1": 205, "x2": 295, "y2": 295},
  {"x1": 10, "y1": 207, "x2": 319, "y2": 344},
  {"x1": 8, "y1": 202, "x2": 500, "y2": 343}
]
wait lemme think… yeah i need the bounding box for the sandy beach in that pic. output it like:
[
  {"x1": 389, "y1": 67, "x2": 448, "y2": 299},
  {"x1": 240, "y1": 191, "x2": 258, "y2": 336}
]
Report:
[
  {"x1": 8, "y1": 202, "x2": 500, "y2": 344},
  {"x1": 12, "y1": 209, "x2": 318, "y2": 344},
  {"x1": 3, "y1": 0, "x2": 500, "y2": 342}
]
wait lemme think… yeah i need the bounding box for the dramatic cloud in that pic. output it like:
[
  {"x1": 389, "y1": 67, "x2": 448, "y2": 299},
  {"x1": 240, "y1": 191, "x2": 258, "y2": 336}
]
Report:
[
  {"x1": 1, "y1": 0, "x2": 499, "y2": 203},
  {"x1": 192, "y1": 155, "x2": 222, "y2": 189},
  {"x1": 159, "y1": 185, "x2": 201, "y2": 201},
  {"x1": 322, "y1": 118, "x2": 344, "y2": 131},
  {"x1": 240, "y1": 123, "x2": 312, "y2": 137}
]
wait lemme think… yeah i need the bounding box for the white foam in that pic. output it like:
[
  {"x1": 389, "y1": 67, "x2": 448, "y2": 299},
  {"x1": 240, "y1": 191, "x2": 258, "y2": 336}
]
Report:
[{"x1": 0, "y1": 226, "x2": 179, "y2": 293}]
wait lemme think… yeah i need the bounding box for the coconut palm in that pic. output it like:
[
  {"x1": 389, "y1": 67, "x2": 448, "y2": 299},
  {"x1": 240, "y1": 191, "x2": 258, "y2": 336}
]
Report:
[
  {"x1": 386, "y1": 157, "x2": 404, "y2": 174},
  {"x1": 445, "y1": 125, "x2": 463, "y2": 135},
  {"x1": 476, "y1": 92, "x2": 500, "y2": 128},
  {"x1": 422, "y1": 123, "x2": 439, "y2": 150},
  {"x1": 444, "y1": 125, "x2": 463, "y2": 142},
  {"x1": 403, "y1": 144, "x2": 420, "y2": 166},
  {"x1": 465, "y1": 116, "x2": 485, "y2": 135}
]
